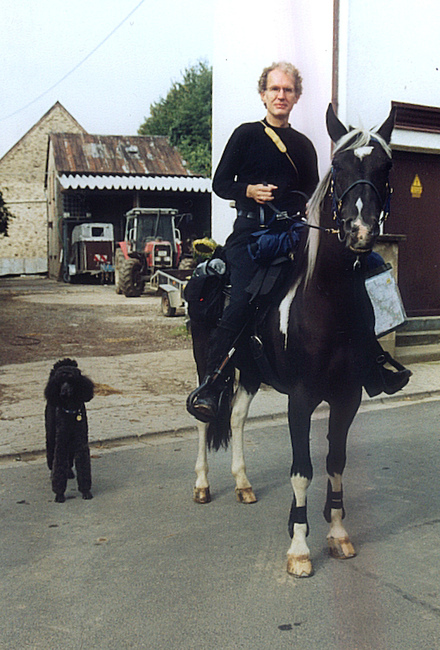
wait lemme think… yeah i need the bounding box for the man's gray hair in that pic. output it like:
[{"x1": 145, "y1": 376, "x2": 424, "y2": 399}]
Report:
[{"x1": 258, "y1": 62, "x2": 303, "y2": 97}]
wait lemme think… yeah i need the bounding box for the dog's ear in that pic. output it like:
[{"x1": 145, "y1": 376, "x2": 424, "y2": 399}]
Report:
[
  {"x1": 44, "y1": 377, "x2": 59, "y2": 404},
  {"x1": 80, "y1": 375, "x2": 94, "y2": 402}
]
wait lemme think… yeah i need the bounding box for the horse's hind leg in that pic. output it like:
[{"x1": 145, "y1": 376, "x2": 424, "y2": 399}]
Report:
[
  {"x1": 324, "y1": 394, "x2": 361, "y2": 560},
  {"x1": 194, "y1": 421, "x2": 211, "y2": 503},
  {"x1": 230, "y1": 384, "x2": 258, "y2": 503}
]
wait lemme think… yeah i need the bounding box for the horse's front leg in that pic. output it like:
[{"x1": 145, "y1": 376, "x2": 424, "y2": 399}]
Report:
[
  {"x1": 286, "y1": 390, "x2": 318, "y2": 577},
  {"x1": 324, "y1": 391, "x2": 361, "y2": 559},
  {"x1": 230, "y1": 384, "x2": 258, "y2": 504},
  {"x1": 324, "y1": 473, "x2": 356, "y2": 559},
  {"x1": 194, "y1": 420, "x2": 211, "y2": 503}
]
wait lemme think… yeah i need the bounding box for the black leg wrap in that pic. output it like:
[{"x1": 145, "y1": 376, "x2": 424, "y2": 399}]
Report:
[
  {"x1": 288, "y1": 501, "x2": 310, "y2": 539},
  {"x1": 323, "y1": 479, "x2": 345, "y2": 523}
]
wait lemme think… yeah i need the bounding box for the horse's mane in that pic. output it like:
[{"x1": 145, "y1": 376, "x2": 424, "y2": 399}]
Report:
[{"x1": 305, "y1": 127, "x2": 392, "y2": 285}]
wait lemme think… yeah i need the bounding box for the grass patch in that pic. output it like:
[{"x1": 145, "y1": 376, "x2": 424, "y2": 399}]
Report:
[{"x1": 169, "y1": 323, "x2": 191, "y2": 339}]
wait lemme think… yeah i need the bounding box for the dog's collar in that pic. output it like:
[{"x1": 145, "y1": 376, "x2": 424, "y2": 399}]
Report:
[{"x1": 61, "y1": 406, "x2": 83, "y2": 420}]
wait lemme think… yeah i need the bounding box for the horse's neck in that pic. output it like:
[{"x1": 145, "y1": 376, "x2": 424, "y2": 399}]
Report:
[{"x1": 298, "y1": 227, "x2": 368, "y2": 315}]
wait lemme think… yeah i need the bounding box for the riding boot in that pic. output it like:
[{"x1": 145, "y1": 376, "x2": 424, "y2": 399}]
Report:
[
  {"x1": 187, "y1": 327, "x2": 238, "y2": 422},
  {"x1": 364, "y1": 342, "x2": 412, "y2": 398}
]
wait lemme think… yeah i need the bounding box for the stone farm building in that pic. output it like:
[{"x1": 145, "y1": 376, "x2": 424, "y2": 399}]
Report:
[
  {"x1": 0, "y1": 101, "x2": 211, "y2": 279},
  {"x1": 0, "y1": 102, "x2": 86, "y2": 275},
  {"x1": 45, "y1": 132, "x2": 211, "y2": 280}
]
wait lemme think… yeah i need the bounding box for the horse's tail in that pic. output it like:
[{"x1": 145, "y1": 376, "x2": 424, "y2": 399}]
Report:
[{"x1": 206, "y1": 367, "x2": 234, "y2": 451}]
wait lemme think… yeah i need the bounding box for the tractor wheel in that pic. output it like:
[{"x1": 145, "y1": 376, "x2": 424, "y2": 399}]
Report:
[
  {"x1": 120, "y1": 258, "x2": 145, "y2": 297},
  {"x1": 114, "y1": 249, "x2": 125, "y2": 294},
  {"x1": 161, "y1": 291, "x2": 176, "y2": 317}
]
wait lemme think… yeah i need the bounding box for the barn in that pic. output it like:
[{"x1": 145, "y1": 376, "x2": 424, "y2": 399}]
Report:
[{"x1": 45, "y1": 132, "x2": 211, "y2": 280}]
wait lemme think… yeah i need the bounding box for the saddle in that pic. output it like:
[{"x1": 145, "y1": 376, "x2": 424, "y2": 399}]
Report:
[
  {"x1": 246, "y1": 261, "x2": 292, "y2": 394},
  {"x1": 185, "y1": 254, "x2": 292, "y2": 394},
  {"x1": 246, "y1": 256, "x2": 290, "y2": 303}
]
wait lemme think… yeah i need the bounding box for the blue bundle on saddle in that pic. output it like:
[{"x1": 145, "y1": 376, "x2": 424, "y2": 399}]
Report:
[{"x1": 247, "y1": 222, "x2": 304, "y2": 266}]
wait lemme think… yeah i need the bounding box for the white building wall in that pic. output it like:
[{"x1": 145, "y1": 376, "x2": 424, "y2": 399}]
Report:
[
  {"x1": 212, "y1": 0, "x2": 333, "y2": 244},
  {"x1": 338, "y1": 0, "x2": 440, "y2": 151},
  {"x1": 212, "y1": 0, "x2": 440, "y2": 243}
]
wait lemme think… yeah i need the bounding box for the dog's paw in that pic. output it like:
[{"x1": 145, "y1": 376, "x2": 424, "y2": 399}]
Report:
[
  {"x1": 82, "y1": 491, "x2": 93, "y2": 500},
  {"x1": 55, "y1": 493, "x2": 65, "y2": 503}
]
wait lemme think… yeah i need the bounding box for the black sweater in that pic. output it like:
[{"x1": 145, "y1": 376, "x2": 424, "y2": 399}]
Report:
[{"x1": 213, "y1": 119, "x2": 319, "y2": 220}]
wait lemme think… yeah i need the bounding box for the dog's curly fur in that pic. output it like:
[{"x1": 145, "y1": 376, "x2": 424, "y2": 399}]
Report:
[{"x1": 44, "y1": 359, "x2": 94, "y2": 503}]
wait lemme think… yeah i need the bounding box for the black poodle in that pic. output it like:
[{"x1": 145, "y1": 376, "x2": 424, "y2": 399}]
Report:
[{"x1": 44, "y1": 358, "x2": 94, "y2": 503}]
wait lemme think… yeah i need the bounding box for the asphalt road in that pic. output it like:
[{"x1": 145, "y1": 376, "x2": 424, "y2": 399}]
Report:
[{"x1": 1, "y1": 398, "x2": 440, "y2": 649}]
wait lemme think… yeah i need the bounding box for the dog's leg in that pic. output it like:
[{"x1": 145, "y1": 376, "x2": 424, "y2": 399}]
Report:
[
  {"x1": 52, "y1": 427, "x2": 70, "y2": 503},
  {"x1": 75, "y1": 446, "x2": 93, "y2": 500},
  {"x1": 45, "y1": 404, "x2": 56, "y2": 470},
  {"x1": 68, "y1": 450, "x2": 75, "y2": 479}
]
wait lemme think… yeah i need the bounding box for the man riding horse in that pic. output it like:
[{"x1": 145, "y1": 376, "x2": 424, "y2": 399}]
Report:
[{"x1": 187, "y1": 62, "x2": 411, "y2": 422}]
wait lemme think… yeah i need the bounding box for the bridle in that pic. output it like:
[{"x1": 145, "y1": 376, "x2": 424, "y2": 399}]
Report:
[
  {"x1": 330, "y1": 164, "x2": 393, "y2": 240},
  {"x1": 263, "y1": 163, "x2": 393, "y2": 242}
]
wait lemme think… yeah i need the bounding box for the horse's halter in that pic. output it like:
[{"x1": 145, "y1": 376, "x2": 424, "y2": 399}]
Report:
[{"x1": 330, "y1": 160, "x2": 392, "y2": 241}]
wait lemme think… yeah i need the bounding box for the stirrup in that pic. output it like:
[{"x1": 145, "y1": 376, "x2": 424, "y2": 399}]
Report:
[
  {"x1": 364, "y1": 351, "x2": 412, "y2": 398},
  {"x1": 186, "y1": 375, "x2": 228, "y2": 423},
  {"x1": 376, "y1": 351, "x2": 407, "y2": 372}
]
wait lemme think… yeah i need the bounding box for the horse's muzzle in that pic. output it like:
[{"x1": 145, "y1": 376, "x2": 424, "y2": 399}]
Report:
[{"x1": 345, "y1": 217, "x2": 378, "y2": 253}]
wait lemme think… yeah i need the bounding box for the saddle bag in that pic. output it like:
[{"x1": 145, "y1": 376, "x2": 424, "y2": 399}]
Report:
[{"x1": 184, "y1": 257, "x2": 227, "y2": 327}]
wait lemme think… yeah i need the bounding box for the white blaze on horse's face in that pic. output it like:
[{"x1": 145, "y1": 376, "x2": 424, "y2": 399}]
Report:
[
  {"x1": 355, "y1": 197, "x2": 364, "y2": 217},
  {"x1": 354, "y1": 198, "x2": 370, "y2": 243},
  {"x1": 350, "y1": 198, "x2": 374, "y2": 251},
  {"x1": 354, "y1": 146, "x2": 374, "y2": 160}
]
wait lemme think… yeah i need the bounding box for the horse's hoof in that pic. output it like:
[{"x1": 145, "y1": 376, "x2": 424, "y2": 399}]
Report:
[
  {"x1": 287, "y1": 554, "x2": 314, "y2": 578},
  {"x1": 235, "y1": 487, "x2": 257, "y2": 504},
  {"x1": 327, "y1": 536, "x2": 356, "y2": 560},
  {"x1": 82, "y1": 491, "x2": 93, "y2": 500},
  {"x1": 193, "y1": 487, "x2": 211, "y2": 504},
  {"x1": 55, "y1": 494, "x2": 65, "y2": 503}
]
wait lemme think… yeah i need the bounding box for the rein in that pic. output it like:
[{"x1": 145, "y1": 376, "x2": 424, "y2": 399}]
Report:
[{"x1": 264, "y1": 192, "x2": 339, "y2": 236}]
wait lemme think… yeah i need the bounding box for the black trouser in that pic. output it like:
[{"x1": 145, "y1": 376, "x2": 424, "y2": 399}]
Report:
[{"x1": 217, "y1": 232, "x2": 260, "y2": 334}]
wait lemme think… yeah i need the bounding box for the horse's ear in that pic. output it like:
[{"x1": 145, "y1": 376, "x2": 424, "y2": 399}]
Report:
[
  {"x1": 376, "y1": 106, "x2": 396, "y2": 144},
  {"x1": 326, "y1": 103, "x2": 348, "y2": 143}
]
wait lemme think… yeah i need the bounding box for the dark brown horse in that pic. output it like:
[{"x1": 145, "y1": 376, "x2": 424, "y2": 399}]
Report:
[{"x1": 189, "y1": 104, "x2": 396, "y2": 577}]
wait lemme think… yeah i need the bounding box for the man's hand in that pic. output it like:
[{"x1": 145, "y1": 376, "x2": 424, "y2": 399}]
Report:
[{"x1": 246, "y1": 183, "x2": 278, "y2": 204}]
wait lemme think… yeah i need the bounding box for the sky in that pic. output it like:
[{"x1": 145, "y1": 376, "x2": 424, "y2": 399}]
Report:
[{"x1": 0, "y1": 0, "x2": 214, "y2": 158}]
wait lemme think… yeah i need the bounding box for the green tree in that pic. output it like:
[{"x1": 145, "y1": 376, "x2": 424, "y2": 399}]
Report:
[
  {"x1": 0, "y1": 190, "x2": 13, "y2": 236},
  {"x1": 138, "y1": 61, "x2": 212, "y2": 177}
]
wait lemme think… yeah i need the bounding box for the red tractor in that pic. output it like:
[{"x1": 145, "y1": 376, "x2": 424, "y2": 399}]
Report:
[{"x1": 115, "y1": 208, "x2": 185, "y2": 297}]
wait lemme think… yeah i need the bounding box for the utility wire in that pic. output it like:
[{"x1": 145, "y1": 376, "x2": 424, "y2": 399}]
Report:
[{"x1": 0, "y1": 0, "x2": 146, "y2": 122}]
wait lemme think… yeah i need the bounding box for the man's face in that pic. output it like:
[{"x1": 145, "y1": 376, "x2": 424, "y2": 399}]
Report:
[{"x1": 260, "y1": 69, "x2": 298, "y2": 122}]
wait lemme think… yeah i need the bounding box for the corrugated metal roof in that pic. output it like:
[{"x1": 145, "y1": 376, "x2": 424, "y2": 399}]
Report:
[
  {"x1": 50, "y1": 132, "x2": 200, "y2": 177},
  {"x1": 59, "y1": 174, "x2": 211, "y2": 192}
]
